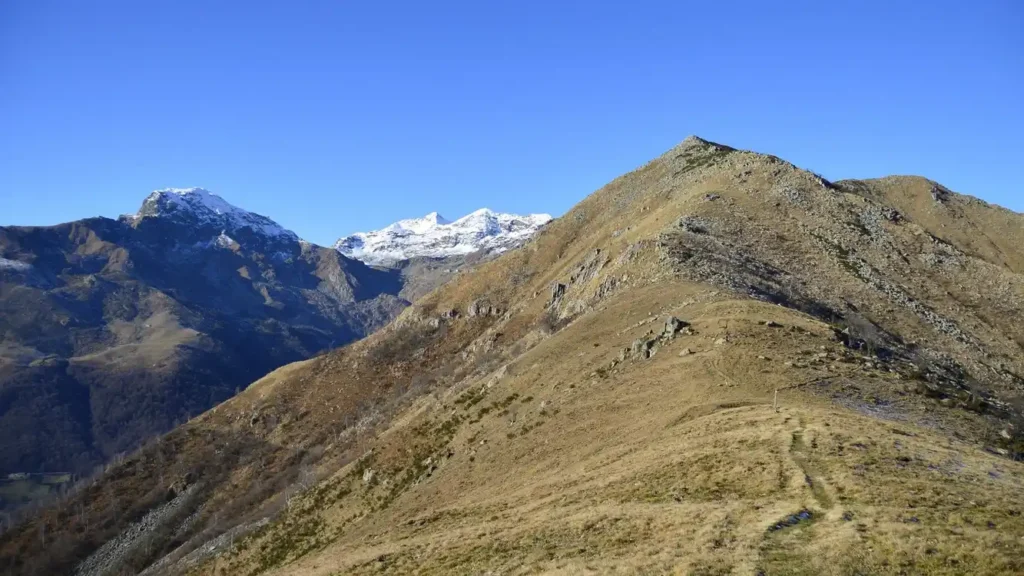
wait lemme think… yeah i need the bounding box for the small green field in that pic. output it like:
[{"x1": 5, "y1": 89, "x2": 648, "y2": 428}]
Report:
[{"x1": 0, "y1": 473, "x2": 74, "y2": 510}]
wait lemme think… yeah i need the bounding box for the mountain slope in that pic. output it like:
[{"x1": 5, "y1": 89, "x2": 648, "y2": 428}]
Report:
[
  {"x1": 335, "y1": 208, "x2": 551, "y2": 266},
  {"x1": 0, "y1": 189, "x2": 407, "y2": 487},
  {"x1": 4, "y1": 139, "x2": 1024, "y2": 576}
]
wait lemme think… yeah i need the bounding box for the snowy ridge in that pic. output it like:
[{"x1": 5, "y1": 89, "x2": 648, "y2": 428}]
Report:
[
  {"x1": 0, "y1": 257, "x2": 32, "y2": 272},
  {"x1": 335, "y1": 208, "x2": 552, "y2": 265},
  {"x1": 129, "y1": 188, "x2": 298, "y2": 240}
]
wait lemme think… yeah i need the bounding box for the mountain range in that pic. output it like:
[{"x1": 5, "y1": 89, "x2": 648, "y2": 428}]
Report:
[
  {"x1": 0, "y1": 189, "x2": 547, "y2": 501},
  {"x1": 3, "y1": 138, "x2": 1024, "y2": 575},
  {"x1": 335, "y1": 209, "x2": 552, "y2": 265}
]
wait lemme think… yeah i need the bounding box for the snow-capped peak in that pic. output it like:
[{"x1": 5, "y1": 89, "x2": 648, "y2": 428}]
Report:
[
  {"x1": 335, "y1": 208, "x2": 552, "y2": 265},
  {"x1": 382, "y1": 211, "x2": 452, "y2": 235},
  {"x1": 129, "y1": 187, "x2": 298, "y2": 240}
]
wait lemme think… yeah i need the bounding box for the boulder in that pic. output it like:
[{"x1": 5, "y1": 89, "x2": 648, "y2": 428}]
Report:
[
  {"x1": 630, "y1": 338, "x2": 656, "y2": 359},
  {"x1": 467, "y1": 299, "x2": 497, "y2": 317},
  {"x1": 662, "y1": 316, "x2": 689, "y2": 337}
]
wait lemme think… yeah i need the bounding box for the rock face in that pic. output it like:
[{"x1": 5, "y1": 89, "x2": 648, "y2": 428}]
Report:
[
  {"x1": 0, "y1": 189, "x2": 408, "y2": 483},
  {"x1": 467, "y1": 299, "x2": 498, "y2": 318}
]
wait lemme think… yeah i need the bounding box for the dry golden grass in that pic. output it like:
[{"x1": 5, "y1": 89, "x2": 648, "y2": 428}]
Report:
[
  {"x1": 7, "y1": 137, "x2": 1023, "y2": 576},
  {"x1": 204, "y1": 284, "x2": 1024, "y2": 576}
]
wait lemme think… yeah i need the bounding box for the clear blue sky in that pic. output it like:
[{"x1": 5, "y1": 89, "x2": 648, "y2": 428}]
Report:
[{"x1": 2, "y1": 1, "x2": 1021, "y2": 245}]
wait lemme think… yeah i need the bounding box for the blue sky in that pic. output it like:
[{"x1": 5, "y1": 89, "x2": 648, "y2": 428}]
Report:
[{"x1": 2, "y1": 1, "x2": 1021, "y2": 245}]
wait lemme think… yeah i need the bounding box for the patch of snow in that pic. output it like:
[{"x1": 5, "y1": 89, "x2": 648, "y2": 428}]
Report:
[
  {"x1": 335, "y1": 208, "x2": 552, "y2": 265},
  {"x1": 0, "y1": 257, "x2": 32, "y2": 271},
  {"x1": 131, "y1": 187, "x2": 298, "y2": 241},
  {"x1": 214, "y1": 231, "x2": 238, "y2": 249}
]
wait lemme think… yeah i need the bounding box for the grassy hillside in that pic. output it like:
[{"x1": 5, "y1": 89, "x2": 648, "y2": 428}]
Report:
[{"x1": 3, "y1": 137, "x2": 1022, "y2": 575}]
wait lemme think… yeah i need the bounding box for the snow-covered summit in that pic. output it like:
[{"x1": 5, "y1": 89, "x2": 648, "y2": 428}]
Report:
[
  {"x1": 128, "y1": 187, "x2": 298, "y2": 240},
  {"x1": 381, "y1": 211, "x2": 452, "y2": 235},
  {"x1": 335, "y1": 208, "x2": 552, "y2": 265}
]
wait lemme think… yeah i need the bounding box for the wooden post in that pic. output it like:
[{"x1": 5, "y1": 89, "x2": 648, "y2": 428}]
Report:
[{"x1": 774, "y1": 389, "x2": 778, "y2": 413}]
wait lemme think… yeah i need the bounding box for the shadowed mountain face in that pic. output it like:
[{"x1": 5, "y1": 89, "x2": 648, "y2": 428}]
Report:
[
  {"x1": 4, "y1": 141, "x2": 1024, "y2": 576},
  {"x1": 0, "y1": 190, "x2": 408, "y2": 484}
]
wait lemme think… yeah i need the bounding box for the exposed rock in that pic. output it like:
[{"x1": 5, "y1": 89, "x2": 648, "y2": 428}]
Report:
[
  {"x1": 663, "y1": 316, "x2": 689, "y2": 338},
  {"x1": 467, "y1": 299, "x2": 498, "y2": 317},
  {"x1": 882, "y1": 207, "x2": 903, "y2": 223},
  {"x1": 569, "y1": 249, "x2": 606, "y2": 285},
  {"x1": 677, "y1": 216, "x2": 711, "y2": 234},
  {"x1": 595, "y1": 277, "x2": 620, "y2": 301},
  {"x1": 930, "y1": 185, "x2": 950, "y2": 203},
  {"x1": 631, "y1": 338, "x2": 656, "y2": 359},
  {"x1": 551, "y1": 282, "x2": 567, "y2": 302},
  {"x1": 74, "y1": 484, "x2": 199, "y2": 576}
]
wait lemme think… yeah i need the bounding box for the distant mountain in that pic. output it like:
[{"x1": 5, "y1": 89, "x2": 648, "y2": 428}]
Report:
[
  {"x1": 0, "y1": 188, "x2": 407, "y2": 493},
  {"x1": 130, "y1": 187, "x2": 297, "y2": 240},
  {"x1": 334, "y1": 208, "x2": 552, "y2": 266}
]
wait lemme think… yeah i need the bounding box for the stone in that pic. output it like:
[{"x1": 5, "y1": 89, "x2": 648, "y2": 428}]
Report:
[
  {"x1": 714, "y1": 337, "x2": 728, "y2": 345},
  {"x1": 467, "y1": 299, "x2": 496, "y2": 317},
  {"x1": 930, "y1": 185, "x2": 950, "y2": 203},
  {"x1": 678, "y1": 216, "x2": 710, "y2": 234},
  {"x1": 630, "y1": 339, "x2": 646, "y2": 355},
  {"x1": 662, "y1": 316, "x2": 688, "y2": 338},
  {"x1": 882, "y1": 207, "x2": 903, "y2": 223},
  {"x1": 362, "y1": 468, "x2": 376, "y2": 484},
  {"x1": 551, "y1": 282, "x2": 567, "y2": 302},
  {"x1": 679, "y1": 348, "x2": 693, "y2": 357}
]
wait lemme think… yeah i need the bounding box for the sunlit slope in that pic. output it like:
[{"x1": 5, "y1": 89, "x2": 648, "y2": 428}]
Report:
[{"x1": 4, "y1": 137, "x2": 1022, "y2": 576}]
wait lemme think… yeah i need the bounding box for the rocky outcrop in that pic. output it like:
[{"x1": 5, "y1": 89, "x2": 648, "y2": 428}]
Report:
[
  {"x1": 614, "y1": 316, "x2": 692, "y2": 363},
  {"x1": 467, "y1": 299, "x2": 501, "y2": 318}
]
